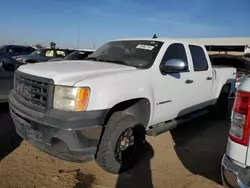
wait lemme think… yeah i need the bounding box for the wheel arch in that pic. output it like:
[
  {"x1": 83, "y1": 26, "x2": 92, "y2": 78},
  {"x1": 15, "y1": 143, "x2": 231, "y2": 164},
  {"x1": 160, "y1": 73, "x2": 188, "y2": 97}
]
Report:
[{"x1": 104, "y1": 98, "x2": 151, "y2": 128}]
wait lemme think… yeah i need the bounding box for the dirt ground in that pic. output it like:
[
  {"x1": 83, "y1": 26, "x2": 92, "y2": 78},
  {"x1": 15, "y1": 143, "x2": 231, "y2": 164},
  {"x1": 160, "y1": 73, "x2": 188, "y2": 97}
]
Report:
[{"x1": 0, "y1": 101, "x2": 233, "y2": 188}]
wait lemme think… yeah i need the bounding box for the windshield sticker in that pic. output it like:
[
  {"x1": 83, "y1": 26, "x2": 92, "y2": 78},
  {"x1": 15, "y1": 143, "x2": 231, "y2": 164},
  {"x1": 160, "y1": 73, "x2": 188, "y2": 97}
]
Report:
[{"x1": 136, "y1": 44, "x2": 155, "y2": 50}]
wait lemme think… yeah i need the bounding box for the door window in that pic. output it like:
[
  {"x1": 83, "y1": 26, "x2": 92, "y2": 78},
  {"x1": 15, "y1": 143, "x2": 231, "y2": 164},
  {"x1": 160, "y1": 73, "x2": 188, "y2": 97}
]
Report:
[
  {"x1": 162, "y1": 43, "x2": 188, "y2": 63},
  {"x1": 56, "y1": 50, "x2": 66, "y2": 57},
  {"x1": 13, "y1": 46, "x2": 24, "y2": 53},
  {"x1": 3, "y1": 46, "x2": 13, "y2": 52},
  {"x1": 45, "y1": 50, "x2": 54, "y2": 57},
  {"x1": 189, "y1": 45, "x2": 208, "y2": 71},
  {"x1": 23, "y1": 47, "x2": 33, "y2": 53}
]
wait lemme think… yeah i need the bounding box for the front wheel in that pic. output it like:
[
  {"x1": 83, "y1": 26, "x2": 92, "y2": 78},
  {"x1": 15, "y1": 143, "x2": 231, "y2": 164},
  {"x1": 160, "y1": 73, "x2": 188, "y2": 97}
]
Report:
[{"x1": 95, "y1": 112, "x2": 146, "y2": 174}]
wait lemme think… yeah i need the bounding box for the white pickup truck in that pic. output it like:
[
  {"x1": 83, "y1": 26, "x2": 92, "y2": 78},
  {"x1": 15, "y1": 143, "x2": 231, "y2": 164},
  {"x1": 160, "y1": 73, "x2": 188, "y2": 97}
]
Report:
[
  {"x1": 9, "y1": 38, "x2": 236, "y2": 174},
  {"x1": 222, "y1": 76, "x2": 250, "y2": 188}
]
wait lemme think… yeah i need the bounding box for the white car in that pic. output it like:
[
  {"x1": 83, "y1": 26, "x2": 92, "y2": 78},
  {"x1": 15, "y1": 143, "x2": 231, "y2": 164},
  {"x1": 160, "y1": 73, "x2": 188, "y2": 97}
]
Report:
[
  {"x1": 9, "y1": 38, "x2": 236, "y2": 174},
  {"x1": 222, "y1": 76, "x2": 250, "y2": 188}
]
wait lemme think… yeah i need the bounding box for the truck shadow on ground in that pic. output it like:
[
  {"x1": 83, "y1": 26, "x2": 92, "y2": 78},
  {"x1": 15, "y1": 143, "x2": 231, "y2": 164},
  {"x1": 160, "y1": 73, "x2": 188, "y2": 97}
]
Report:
[
  {"x1": 0, "y1": 103, "x2": 22, "y2": 160},
  {"x1": 115, "y1": 141, "x2": 154, "y2": 188},
  {"x1": 171, "y1": 100, "x2": 233, "y2": 185},
  {"x1": 74, "y1": 142, "x2": 154, "y2": 188}
]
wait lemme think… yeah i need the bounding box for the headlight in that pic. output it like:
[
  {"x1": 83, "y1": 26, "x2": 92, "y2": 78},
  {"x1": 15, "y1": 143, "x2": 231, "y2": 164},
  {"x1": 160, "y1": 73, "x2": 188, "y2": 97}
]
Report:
[{"x1": 53, "y1": 86, "x2": 90, "y2": 111}]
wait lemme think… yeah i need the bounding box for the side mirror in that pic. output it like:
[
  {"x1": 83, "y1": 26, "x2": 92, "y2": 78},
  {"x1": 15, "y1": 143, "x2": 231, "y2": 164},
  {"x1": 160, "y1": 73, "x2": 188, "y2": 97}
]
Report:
[{"x1": 161, "y1": 59, "x2": 188, "y2": 73}]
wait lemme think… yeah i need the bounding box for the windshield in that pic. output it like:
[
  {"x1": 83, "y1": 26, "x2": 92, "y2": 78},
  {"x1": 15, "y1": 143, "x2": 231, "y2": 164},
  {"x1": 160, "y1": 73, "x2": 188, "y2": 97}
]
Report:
[
  {"x1": 65, "y1": 51, "x2": 79, "y2": 59},
  {"x1": 65, "y1": 51, "x2": 93, "y2": 60},
  {"x1": 86, "y1": 40, "x2": 163, "y2": 68},
  {"x1": 30, "y1": 49, "x2": 47, "y2": 56}
]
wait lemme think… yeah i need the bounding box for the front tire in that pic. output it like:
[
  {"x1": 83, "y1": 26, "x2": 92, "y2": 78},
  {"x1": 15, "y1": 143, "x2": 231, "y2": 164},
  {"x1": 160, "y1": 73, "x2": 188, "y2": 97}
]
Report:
[{"x1": 95, "y1": 111, "x2": 146, "y2": 174}]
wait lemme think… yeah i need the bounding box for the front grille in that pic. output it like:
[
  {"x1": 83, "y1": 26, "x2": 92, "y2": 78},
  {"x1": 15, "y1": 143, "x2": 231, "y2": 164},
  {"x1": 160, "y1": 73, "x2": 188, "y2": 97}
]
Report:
[{"x1": 15, "y1": 72, "x2": 52, "y2": 110}]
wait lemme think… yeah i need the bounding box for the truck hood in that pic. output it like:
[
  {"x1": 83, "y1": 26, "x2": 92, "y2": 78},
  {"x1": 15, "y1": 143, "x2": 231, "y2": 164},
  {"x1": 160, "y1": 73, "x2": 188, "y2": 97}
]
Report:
[{"x1": 17, "y1": 60, "x2": 137, "y2": 85}]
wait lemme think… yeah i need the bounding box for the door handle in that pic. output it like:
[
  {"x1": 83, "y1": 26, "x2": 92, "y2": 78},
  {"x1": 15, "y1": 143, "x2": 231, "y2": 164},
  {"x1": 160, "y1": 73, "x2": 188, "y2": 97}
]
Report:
[
  {"x1": 185, "y1": 79, "x2": 193, "y2": 84},
  {"x1": 206, "y1": 77, "x2": 212, "y2": 80}
]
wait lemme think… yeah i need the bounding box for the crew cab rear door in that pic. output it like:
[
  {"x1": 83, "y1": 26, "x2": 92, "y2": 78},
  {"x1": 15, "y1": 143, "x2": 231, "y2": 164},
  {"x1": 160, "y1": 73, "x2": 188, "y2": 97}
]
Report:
[{"x1": 186, "y1": 45, "x2": 213, "y2": 109}]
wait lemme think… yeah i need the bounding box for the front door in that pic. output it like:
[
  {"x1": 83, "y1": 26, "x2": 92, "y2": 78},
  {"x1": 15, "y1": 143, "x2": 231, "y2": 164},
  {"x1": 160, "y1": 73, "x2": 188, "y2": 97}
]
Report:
[{"x1": 152, "y1": 43, "x2": 197, "y2": 125}]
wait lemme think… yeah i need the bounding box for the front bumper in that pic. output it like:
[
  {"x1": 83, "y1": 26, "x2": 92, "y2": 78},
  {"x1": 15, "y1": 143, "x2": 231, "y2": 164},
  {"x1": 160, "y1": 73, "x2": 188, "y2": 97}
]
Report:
[
  {"x1": 9, "y1": 91, "x2": 108, "y2": 163},
  {"x1": 221, "y1": 154, "x2": 250, "y2": 188}
]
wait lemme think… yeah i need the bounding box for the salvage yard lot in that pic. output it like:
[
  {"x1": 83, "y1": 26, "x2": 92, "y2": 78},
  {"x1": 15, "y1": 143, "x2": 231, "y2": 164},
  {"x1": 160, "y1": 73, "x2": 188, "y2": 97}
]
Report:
[{"x1": 0, "y1": 101, "x2": 232, "y2": 188}]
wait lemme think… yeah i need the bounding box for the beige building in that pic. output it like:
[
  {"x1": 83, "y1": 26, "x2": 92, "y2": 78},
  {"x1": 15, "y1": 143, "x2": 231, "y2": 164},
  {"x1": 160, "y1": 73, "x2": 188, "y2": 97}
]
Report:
[{"x1": 179, "y1": 37, "x2": 250, "y2": 55}]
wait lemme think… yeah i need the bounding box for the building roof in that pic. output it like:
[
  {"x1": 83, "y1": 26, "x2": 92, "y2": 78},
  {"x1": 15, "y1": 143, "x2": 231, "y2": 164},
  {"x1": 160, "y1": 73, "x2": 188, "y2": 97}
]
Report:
[
  {"x1": 116, "y1": 37, "x2": 250, "y2": 46},
  {"x1": 117, "y1": 37, "x2": 250, "y2": 46},
  {"x1": 177, "y1": 37, "x2": 250, "y2": 46},
  {"x1": 116, "y1": 37, "x2": 206, "y2": 47}
]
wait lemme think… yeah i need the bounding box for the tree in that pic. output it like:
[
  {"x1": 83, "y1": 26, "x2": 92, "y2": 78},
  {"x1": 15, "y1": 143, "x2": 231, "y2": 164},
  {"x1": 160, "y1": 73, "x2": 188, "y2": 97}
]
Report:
[{"x1": 50, "y1": 42, "x2": 56, "y2": 49}]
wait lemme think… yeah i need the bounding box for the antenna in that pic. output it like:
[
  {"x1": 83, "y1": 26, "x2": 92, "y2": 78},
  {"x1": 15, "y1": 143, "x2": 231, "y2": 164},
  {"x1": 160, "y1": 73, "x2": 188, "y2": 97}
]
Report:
[
  {"x1": 152, "y1": 34, "x2": 158, "y2": 39},
  {"x1": 77, "y1": 23, "x2": 80, "y2": 49}
]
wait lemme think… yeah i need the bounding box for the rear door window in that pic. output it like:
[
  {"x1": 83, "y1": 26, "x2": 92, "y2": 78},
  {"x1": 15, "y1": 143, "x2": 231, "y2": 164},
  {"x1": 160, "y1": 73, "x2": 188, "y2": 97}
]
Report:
[
  {"x1": 189, "y1": 45, "x2": 209, "y2": 71},
  {"x1": 23, "y1": 47, "x2": 33, "y2": 53},
  {"x1": 56, "y1": 50, "x2": 66, "y2": 57}
]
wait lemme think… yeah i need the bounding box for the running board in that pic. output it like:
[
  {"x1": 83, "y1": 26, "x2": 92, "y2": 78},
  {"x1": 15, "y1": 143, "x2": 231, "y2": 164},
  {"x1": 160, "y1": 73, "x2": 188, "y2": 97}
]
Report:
[{"x1": 146, "y1": 109, "x2": 209, "y2": 136}]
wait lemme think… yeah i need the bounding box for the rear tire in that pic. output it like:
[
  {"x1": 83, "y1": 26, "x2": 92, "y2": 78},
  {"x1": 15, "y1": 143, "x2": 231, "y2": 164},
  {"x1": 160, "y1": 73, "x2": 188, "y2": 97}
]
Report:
[{"x1": 95, "y1": 111, "x2": 146, "y2": 174}]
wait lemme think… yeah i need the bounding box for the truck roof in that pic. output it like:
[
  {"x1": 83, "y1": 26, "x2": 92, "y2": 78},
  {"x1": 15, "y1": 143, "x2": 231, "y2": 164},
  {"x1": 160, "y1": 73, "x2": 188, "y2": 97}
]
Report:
[{"x1": 115, "y1": 37, "x2": 205, "y2": 47}]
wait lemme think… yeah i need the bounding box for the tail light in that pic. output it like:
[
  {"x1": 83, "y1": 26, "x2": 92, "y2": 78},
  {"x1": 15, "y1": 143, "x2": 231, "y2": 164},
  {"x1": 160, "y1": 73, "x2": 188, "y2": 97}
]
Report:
[{"x1": 230, "y1": 91, "x2": 250, "y2": 146}]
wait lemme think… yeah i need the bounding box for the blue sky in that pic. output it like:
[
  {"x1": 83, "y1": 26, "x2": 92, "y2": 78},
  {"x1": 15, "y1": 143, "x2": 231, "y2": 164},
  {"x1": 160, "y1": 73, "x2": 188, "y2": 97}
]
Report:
[{"x1": 0, "y1": 0, "x2": 249, "y2": 48}]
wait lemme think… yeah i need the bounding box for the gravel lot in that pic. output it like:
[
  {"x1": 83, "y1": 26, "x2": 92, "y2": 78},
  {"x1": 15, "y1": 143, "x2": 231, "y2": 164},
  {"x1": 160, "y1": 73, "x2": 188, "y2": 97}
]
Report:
[{"x1": 0, "y1": 101, "x2": 233, "y2": 188}]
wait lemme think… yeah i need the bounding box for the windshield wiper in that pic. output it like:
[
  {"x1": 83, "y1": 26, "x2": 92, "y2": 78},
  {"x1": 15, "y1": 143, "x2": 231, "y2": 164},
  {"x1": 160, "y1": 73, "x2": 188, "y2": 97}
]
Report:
[
  {"x1": 104, "y1": 60, "x2": 129, "y2": 66},
  {"x1": 85, "y1": 57, "x2": 130, "y2": 67}
]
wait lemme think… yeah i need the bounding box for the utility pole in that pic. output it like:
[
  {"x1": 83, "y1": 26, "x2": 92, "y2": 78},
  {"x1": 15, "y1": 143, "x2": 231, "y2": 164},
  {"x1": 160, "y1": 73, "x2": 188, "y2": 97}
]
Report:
[{"x1": 77, "y1": 23, "x2": 80, "y2": 49}]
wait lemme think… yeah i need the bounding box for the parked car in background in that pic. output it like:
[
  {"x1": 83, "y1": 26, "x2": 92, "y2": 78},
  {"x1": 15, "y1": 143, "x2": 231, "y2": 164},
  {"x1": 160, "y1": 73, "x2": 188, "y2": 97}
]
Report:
[
  {"x1": 0, "y1": 55, "x2": 23, "y2": 71},
  {"x1": 49, "y1": 50, "x2": 94, "y2": 61},
  {"x1": 0, "y1": 55, "x2": 21, "y2": 103},
  {"x1": 243, "y1": 52, "x2": 250, "y2": 62},
  {"x1": 221, "y1": 76, "x2": 250, "y2": 188},
  {"x1": 0, "y1": 45, "x2": 35, "y2": 58},
  {"x1": 9, "y1": 38, "x2": 236, "y2": 174},
  {"x1": 13, "y1": 48, "x2": 74, "y2": 63}
]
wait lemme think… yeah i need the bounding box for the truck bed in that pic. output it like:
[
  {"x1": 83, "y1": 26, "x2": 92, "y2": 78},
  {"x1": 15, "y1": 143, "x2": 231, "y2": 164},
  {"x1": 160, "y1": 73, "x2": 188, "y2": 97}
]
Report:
[{"x1": 212, "y1": 67, "x2": 236, "y2": 98}]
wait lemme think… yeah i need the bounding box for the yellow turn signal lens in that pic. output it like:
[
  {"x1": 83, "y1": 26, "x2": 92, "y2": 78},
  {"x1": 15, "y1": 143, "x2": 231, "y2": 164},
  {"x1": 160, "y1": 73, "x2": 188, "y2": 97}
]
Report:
[{"x1": 75, "y1": 88, "x2": 90, "y2": 111}]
